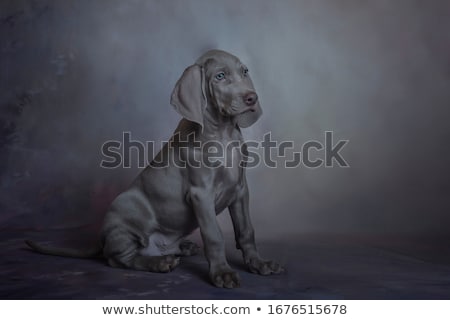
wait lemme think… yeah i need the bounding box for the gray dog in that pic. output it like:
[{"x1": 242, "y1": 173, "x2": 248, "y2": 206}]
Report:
[{"x1": 27, "y1": 50, "x2": 283, "y2": 288}]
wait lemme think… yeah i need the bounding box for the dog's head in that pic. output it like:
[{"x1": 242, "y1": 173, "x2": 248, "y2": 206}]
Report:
[{"x1": 171, "y1": 50, "x2": 262, "y2": 130}]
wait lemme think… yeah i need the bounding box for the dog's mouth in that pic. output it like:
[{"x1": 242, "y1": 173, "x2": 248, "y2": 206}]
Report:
[
  {"x1": 239, "y1": 107, "x2": 256, "y2": 114},
  {"x1": 227, "y1": 106, "x2": 256, "y2": 116}
]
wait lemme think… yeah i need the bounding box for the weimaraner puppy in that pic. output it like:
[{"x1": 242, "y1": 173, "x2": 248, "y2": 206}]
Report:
[{"x1": 27, "y1": 49, "x2": 283, "y2": 288}]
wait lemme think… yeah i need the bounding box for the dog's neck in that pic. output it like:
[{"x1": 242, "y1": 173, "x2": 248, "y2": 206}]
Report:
[{"x1": 202, "y1": 104, "x2": 240, "y2": 140}]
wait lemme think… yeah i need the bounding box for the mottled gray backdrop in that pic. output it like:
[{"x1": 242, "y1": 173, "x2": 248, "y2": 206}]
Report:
[{"x1": 1, "y1": 0, "x2": 449, "y2": 239}]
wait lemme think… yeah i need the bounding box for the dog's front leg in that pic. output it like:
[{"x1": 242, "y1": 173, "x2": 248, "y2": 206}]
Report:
[
  {"x1": 229, "y1": 185, "x2": 284, "y2": 275},
  {"x1": 189, "y1": 187, "x2": 240, "y2": 288}
]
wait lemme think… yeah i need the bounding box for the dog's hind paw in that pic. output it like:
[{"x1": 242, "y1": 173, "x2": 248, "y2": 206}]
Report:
[
  {"x1": 179, "y1": 240, "x2": 200, "y2": 256},
  {"x1": 139, "y1": 255, "x2": 180, "y2": 273}
]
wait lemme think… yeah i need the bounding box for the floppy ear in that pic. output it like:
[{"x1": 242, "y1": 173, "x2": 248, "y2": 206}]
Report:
[
  {"x1": 170, "y1": 64, "x2": 207, "y2": 130},
  {"x1": 236, "y1": 101, "x2": 263, "y2": 128}
]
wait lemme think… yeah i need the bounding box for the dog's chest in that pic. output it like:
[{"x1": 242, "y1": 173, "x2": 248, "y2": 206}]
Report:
[
  {"x1": 217, "y1": 134, "x2": 243, "y2": 183},
  {"x1": 213, "y1": 149, "x2": 244, "y2": 210},
  {"x1": 217, "y1": 163, "x2": 242, "y2": 187}
]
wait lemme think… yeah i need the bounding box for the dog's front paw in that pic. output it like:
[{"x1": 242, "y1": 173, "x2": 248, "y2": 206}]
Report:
[
  {"x1": 246, "y1": 258, "x2": 284, "y2": 275},
  {"x1": 210, "y1": 266, "x2": 240, "y2": 288}
]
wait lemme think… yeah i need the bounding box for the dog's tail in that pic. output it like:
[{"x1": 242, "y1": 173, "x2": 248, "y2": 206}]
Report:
[{"x1": 25, "y1": 240, "x2": 103, "y2": 259}]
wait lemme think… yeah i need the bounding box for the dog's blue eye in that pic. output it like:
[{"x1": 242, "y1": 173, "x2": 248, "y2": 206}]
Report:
[{"x1": 215, "y1": 72, "x2": 225, "y2": 80}]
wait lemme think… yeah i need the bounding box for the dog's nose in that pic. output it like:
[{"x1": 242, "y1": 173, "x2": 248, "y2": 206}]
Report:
[{"x1": 243, "y1": 92, "x2": 258, "y2": 106}]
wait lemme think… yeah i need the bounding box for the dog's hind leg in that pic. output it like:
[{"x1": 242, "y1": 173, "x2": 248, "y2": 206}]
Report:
[{"x1": 103, "y1": 228, "x2": 180, "y2": 273}]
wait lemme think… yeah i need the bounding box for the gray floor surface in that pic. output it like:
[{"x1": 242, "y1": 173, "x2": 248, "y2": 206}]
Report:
[{"x1": 1, "y1": 229, "x2": 450, "y2": 299}]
